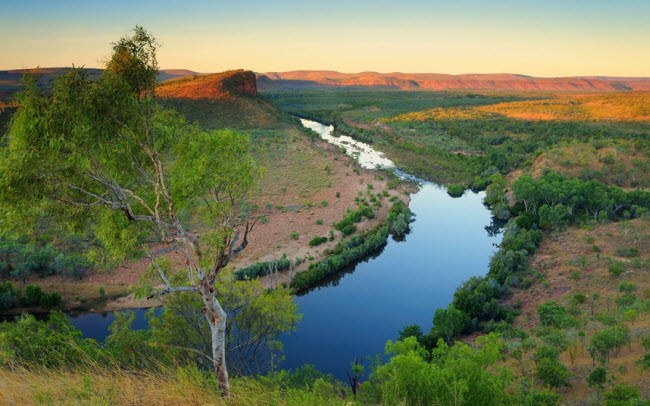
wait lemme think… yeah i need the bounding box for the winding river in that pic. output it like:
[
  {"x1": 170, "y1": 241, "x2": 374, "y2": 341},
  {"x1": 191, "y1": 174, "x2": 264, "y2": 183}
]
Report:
[{"x1": 65, "y1": 119, "x2": 502, "y2": 380}]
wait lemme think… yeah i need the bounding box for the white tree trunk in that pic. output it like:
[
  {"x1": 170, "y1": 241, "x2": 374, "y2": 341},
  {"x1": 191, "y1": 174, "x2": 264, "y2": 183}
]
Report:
[{"x1": 199, "y1": 280, "x2": 230, "y2": 398}]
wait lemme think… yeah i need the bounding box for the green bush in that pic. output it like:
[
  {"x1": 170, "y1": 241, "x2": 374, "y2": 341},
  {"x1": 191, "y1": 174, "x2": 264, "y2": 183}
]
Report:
[
  {"x1": 291, "y1": 226, "x2": 389, "y2": 291},
  {"x1": 604, "y1": 384, "x2": 641, "y2": 405},
  {"x1": 386, "y1": 200, "x2": 414, "y2": 239},
  {"x1": 0, "y1": 312, "x2": 102, "y2": 367},
  {"x1": 340, "y1": 224, "x2": 357, "y2": 236},
  {"x1": 446, "y1": 184, "x2": 465, "y2": 197},
  {"x1": 53, "y1": 254, "x2": 88, "y2": 280},
  {"x1": 608, "y1": 262, "x2": 626, "y2": 277},
  {"x1": 234, "y1": 258, "x2": 291, "y2": 280},
  {"x1": 536, "y1": 357, "x2": 571, "y2": 388},
  {"x1": 18, "y1": 284, "x2": 62, "y2": 308},
  {"x1": 0, "y1": 281, "x2": 20, "y2": 310},
  {"x1": 308, "y1": 236, "x2": 328, "y2": 247}
]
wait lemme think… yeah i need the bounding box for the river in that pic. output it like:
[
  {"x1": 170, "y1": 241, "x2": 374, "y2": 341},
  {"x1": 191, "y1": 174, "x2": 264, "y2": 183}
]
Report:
[{"x1": 64, "y1": 118, "x2": 502, "y2": 380}]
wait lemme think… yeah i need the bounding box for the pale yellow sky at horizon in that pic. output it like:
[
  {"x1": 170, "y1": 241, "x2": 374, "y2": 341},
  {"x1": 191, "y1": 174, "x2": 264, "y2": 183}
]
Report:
[{"x1": 2, "y1": 1, "x2": 649, "y2": 77}]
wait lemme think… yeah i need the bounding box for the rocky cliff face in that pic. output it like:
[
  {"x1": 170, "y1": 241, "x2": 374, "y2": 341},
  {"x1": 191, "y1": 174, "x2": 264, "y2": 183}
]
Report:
[{"x1": 221, "y1": 70, "x2": 257, "y2": 96}]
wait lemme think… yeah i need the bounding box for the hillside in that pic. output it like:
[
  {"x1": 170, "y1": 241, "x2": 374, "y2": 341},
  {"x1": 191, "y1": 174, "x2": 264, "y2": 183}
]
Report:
[
  {"x1": 504, "y1": 218, "x2": 650, "y2": 402},
  {"x1": 258, "y1": 71, "x2": 650, "y2": 92}
]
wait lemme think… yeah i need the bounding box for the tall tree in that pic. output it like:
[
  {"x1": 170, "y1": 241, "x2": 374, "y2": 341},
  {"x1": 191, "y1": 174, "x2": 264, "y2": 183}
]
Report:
[{"x1": 0, "y1": 26, "x2": 261, "y2": 397}]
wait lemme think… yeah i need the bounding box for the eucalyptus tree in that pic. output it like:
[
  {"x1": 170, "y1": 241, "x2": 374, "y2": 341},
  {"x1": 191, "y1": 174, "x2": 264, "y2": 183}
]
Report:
[{"x1": 0, "y1": 26, "x2": 261, "y2": 397}]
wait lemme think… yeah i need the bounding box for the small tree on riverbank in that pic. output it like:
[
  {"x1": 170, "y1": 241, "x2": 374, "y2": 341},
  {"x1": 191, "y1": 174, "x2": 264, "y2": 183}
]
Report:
[{"x1": 0, "y1": 26, "x2": 261, "y2": 398}]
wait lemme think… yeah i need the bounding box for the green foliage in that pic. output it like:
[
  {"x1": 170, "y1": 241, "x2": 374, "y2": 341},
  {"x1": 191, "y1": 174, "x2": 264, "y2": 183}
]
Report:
[
  {"x1": 397, "y1": 324, "x2": 425, "y2": 345},
  {"x1": 0, "y1": 27, "x2": 260, "y2": 272},
  {"x1": 234, "y1": 257, "x2": 291, "y2": 280},
  {"x1": 538, "y1": 204, "x2": 572, "y2": 231},
  {"x1": 589, "y1": 326, "x2": 630, "y2": 363},
  {"x1": 604, "y1": 384, "x2": 642, "y2": 405},
  {"x1": 146, "y1": 275, "x2": 300, "y2": 374},
  {"x1": 360, "y1": 334, "x2": 512, "y2": 405},
  {"x1": 587, "y1": 366, "x2": 607, "y2": 390},
  {"x1": 18, "y1": 285, "x2": 61, "y2": 308},
  {"x1": 512, "y1": 172, "x2": 650, "y2": 222},
  {"x1": 608, "y1": 261, "x2": 626, "y2": 277},
  {"x1": 309, "y1": 236, "x2": 328, "y2": 247},
  {"x1": 446, "y1": 184, "x2": 465, "y2": 198},
  {"x1": 537, "y1": 302, "x2": 568, "y2": 328},
  {"x1": 431, "y1": 305, "x2": 468, "y2": 343},
  {"x1": 637, "y1": 353, "x2": 650, "y2": 370},
  {"x1": 104, "y1": 311, "x2": 157, "y2": 369},
  {"x1": 385, "y1": 200, "x2": 413, "y2": 239},
  {"x1": 520, "y1": 388, "x2": 562, "y2": 406},
  {"x1": 333, "y1": 205, "x2": 375, "y2": 232},
  {"x1": 0, "y1": 281, "x2": 20, "y2": 310},
  {"x1": 0, "y1": 312, "x2": 102, "y2": 367},
  {"x1": 53, "y1": 254, "x2": 88, "y2": 280},
  {"x1": 536, "y1": 357, "x2": 571, "y2": 388},
  {"x1": 291, "y1": 226, "x2": 389, "y2": 291},
  {"x1": 0, "y1": 239, "x2": 81, "y2": 282}
]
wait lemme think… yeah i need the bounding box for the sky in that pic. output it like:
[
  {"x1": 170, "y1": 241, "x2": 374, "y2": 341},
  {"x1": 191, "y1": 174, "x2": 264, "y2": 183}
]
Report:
[{"x1": 1, "y1": 0, "x2": 649, "y2": 77}]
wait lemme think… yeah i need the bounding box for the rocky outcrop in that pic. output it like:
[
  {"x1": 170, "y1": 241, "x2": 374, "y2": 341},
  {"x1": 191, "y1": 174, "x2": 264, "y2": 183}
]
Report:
[{"x1": 221, "y1": 70, "x2": 257, "y2": 96}]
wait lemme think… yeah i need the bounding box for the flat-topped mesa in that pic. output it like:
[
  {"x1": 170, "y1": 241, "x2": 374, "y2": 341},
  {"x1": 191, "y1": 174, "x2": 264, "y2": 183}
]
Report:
[{"x1": 156, "y1": 69, "x2": 257, "y2": 100}]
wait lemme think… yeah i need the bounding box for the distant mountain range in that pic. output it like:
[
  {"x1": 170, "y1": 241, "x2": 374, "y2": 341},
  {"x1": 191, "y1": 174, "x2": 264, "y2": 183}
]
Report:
[
  {"x1": 257, "y1": 71, "x2": 650, "y2": 91},
  {"x1": 2, "y1": 68, "x2": 649, "y2": 103}
]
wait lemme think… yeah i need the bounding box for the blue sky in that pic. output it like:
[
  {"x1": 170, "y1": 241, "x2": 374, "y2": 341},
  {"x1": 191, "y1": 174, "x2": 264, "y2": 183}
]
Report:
[{"x1": 1, "y1": 0, "x2": 649, "y2": 76}]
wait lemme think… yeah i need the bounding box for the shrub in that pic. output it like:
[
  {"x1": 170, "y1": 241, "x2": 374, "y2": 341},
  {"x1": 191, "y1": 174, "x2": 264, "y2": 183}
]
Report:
[
  {"x1": 234, "y1": 258, "x2": 291, "y2": 280},
  {"x1": 538, "y1": 302, "x2": 565, "y2": 326},
  {"x1": 0, "y1": 312, "x2": 102, "y2": 367},
  {"x1": 309, "y1": 236, "x2": 328, "y2": 247},
  {"x1": 53, "y1": 254, "x2": 88, "y2": 280},
  {"x1": 536, "y1": 357, "x2": 571, "y2": 388},
  {"x1": 608, "y1": 262, "x2": 625, "y2": 277},
  {"x1": 386, "y1": 200, "x2": 414, "y2": 239},
  {"x1": 18, "y1": 284, "x2": 61, "y2": 308},
  {"x1": 604, "y1": 384, "x2": 641, "y2": 404},
  {"x1": 290, "y1": 232, "x2": 300, "y2": 240},
  {"x1": 340, "y1": 224, "x2": 357, "y2": 236},
  {"x1": 0, "y1": 281, "x2": 20, "y2": 310},
  {"x1": 446, "y1": 184, "x2": 465, "y2": 197},
  {"x1": 292, "y1": 226, "x2": 389, "y2": 291}
]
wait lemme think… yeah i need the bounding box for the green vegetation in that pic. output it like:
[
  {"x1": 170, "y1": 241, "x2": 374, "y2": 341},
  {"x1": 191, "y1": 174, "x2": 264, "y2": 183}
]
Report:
[
  {"x1": 233, "y1": 257, "x2": 291, "y2": 280},
  {"x1": 292, "y1": 200, "x2": 412, "y2": 291},
  {"x1": 446, "y1": 184, "x2": 466, "y2": 197},
  {"x1": 0, "y1": 239, "x2": 89, "y2": 282},
  {"x1": 263, "y1": 89, "x2": 650, "y2": 188},
  {"x1": 0, "y1": 281, "x2": 61, "y2": 311},
  {"x1": 309, "y1": 236, "x2": 328, "y2": 247},
  {"x1": 0, "y1": 27, "x2": 263, "y2": 397}
]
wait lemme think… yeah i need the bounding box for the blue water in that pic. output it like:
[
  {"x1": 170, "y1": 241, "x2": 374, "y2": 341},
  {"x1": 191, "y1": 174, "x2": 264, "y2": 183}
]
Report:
[
  {"x1": 278, "y1": 183, "x2": 501, "y2": 378},
  {"x1": 67, "y1": 308, "x2": 156, "y2": 341}
]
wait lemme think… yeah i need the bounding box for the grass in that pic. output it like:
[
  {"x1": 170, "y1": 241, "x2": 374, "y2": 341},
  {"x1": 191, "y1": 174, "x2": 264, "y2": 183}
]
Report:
[
  {"x1": 527, "y1": 140, "x2": 650, "y2": 189},
  {"x1": 0, "y1": 366, "x2": 349, "y2": 405},
  {"x1": 478, "y1": 93, "x2": 650, "y2": 122}
]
